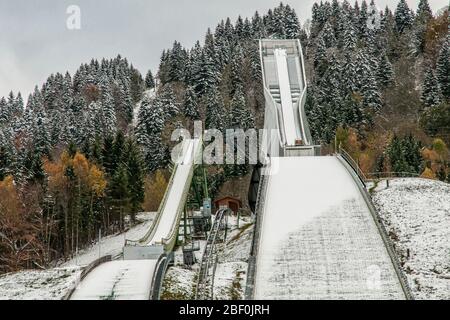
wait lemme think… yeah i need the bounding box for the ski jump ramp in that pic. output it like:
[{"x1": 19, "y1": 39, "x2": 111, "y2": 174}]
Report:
[
  {"x1": 253, "y1": 157, "x2": 405, "y2": 299},
  {"x1": 247, "y1": 40, "x2": 408, "y2": 299},
  {"x1": 70, "y1": 139, "x2": 201, "y2": 300}
]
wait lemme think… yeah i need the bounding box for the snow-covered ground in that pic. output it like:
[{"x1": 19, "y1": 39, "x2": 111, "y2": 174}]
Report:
[
  {"x1": 0, "y1": 267, "x2": 81, "y2": 300},
  {"x1": 160, "y1": 215, "x2": 254, "y2": 300},
  {"x1": 255, "y1": 157, "x2": 405, "y2": 300},
  {"x1": 372, "y1": 178, "x2": 450, "y2": 300},
  {"x1": 62, "y1": 212, "x2": 157, "y2": 267},
  {"x1": 213, "y1": 216, "x2": 253, "y2": 300},
  {"x1": 0, "y1": 212, "x2": 156, "y2": 300}
]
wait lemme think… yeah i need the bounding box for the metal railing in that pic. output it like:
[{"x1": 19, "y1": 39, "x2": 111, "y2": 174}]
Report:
[
  {"x1": 125, "y1": 163, "x2": 178, "y2": 247},
  {"x1": 149, "y1": 252, "x2": 174, "y2": 300},
  {"x1": 195, "y1": 208, "x2": 230, "y2": 300},
  {"x1": 338, "y1": 145, "x2": 368, "y2": 187},
  {"x1": 244, "y1": 169, "x2": 269, "y2": 300},
  {"x1": 63, "y1": 255, "x2": 112, "y2": 300},
  {"x1": 335, "y1": 152, "x2": 414, "y2": 300}
]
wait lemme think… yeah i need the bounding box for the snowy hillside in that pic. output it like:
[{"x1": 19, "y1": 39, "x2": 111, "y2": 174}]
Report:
[
  {"x1": 372, "y1": 178, "x2": 450, "y2": 300},
  {"x1": 62, "y1": 212, "x2": 157, "y2": 267},
  {"x1": 0, "y1": 212, "x2": 156, "y2": 300},
  {"x1": 0, "y1": 268, "x2": 81, "y2": 300}
]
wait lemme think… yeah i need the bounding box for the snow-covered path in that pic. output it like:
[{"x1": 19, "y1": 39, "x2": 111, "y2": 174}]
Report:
[{"x1": 254, "y1": 156, "x2": 405, "y2": 299}]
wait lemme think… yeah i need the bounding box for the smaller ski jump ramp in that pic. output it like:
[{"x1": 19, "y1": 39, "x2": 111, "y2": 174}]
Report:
[{"x1": 70, "y1": 139, "x2": 201, "y2": 300}]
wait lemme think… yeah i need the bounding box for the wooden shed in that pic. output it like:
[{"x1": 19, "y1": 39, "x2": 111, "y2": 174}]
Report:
[{"x1": 214, "y1": 196, "x2": 242, "y2": 214}]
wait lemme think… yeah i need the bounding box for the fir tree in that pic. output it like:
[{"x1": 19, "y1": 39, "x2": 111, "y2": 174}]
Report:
[
  {"x1": 99, "y1": 75, "x2": 117, "y2": 137},
  {"x1": 416, "y1": 0, "x2": 433, "y2": 22},
  {"x1": 0, "y1": 129, "x2": 16, "y2": 180},
  {"x1": 358, "y1": 0, "x2": 369, "y2": 39},
  {"x1": 436, "y1": 40, "x2": 450, "y2": 100},
  {"x1": 205, "y1": 86, "x2": 227, "y2": 131},
  {"x1": 183, "y1": 86, "x2": 200, "y2": 120},
  {"x1": 421, "y1": 67, "x2": 441, "y2": 108},
  {"x1": 394, "y1": 0, "x2": 413, "y2": 33},
  {"x1": 284, "y1": 4, "x2": 301, "y2": 39},
  {"x1": 314, "y1": 36, "x2": 328, "y2": 77},
  {"x1": 322, "y1": 21, "x2": 336, "y2": 48},
  {"x1": 109, "y1": 164, "x2": 130, "y2": 230},
  {"x1": 124, "y1": 139, "x2": 145, "y2": 222},
  {"x1": 145, "y1": 70, "x2": 155, "y2": 89},
  {"x1": 230, "y1": 44, "x2": 244, "y2": 94},
  {"x1": 376, "y1": 52, "x2": 395, "y2": 88},
  {"x1": 342, "y1": 19, "x2": 357, "y2": 51},
  {"x1": 230, "y1": 87, "x2": 255, "y2": 131}
]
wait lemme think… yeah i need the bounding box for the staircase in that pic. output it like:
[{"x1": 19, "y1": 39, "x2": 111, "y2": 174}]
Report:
[
  {"x1": 269, "y1": 85, "x2": 301, "y2": 105},
  {"x1": 195, "y1": 208, "x2": 230, "y2": 300}
]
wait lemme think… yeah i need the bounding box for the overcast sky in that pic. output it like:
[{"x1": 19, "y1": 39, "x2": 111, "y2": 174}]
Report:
[{"x1": 0, "y1": 0, "x2": 448, "y2": 99}]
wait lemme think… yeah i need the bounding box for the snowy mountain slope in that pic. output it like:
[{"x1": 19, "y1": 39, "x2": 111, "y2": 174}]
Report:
[
  {"x1": 372, "y1": 178, "x2": 450, "y2": 300},
  {"x1": 213, "y1": 216, "x2": 254, "y2": 300}
]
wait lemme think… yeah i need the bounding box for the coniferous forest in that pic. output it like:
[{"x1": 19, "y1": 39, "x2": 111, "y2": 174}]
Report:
[{"x1": 0, "y1": 0, "x2": 449, "y2": 273}]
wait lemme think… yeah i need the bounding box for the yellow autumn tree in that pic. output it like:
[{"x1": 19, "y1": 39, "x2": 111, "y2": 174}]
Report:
[
  {"x1": 88, "y1": 165, "x2": 107, "y2": 197},
  {"x1": 420, "y1": 167, "x2": 436, "y2": 179},
  {"x1": 143, "y1": 170, "x2": 168, "y2": 212},
  {"x1": 0, "y1": 176, "x2": 19, "y2": 223}
]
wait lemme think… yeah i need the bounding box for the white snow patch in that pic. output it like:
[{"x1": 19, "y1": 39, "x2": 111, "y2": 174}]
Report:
[
  {"x1": 62, "y1": 212, "x2": 157, "y2": 267},
  {"x1": 0, "y1": 267, "x2": 81, "y2": 300},
  {"x1": 372, "y1": 178, "x2": 450, "y2": 300}
]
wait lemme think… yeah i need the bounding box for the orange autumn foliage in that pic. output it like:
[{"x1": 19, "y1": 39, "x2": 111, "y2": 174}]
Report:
[
  {"x1": 420, "y1": 167, "x2": 436, "y2": 179},
  {"x1": 44, "y1": 151, "x2": 106, "y2": 197}
]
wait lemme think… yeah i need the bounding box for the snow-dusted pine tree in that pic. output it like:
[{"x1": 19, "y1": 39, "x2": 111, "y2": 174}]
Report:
[
  {"x1": 421, "y1": 67, "x2": 442, "y2": 108},
  {"x1": 394, "y1": 0, "x2": 413, "y2": 33},
  {"x1": 376, "y1": 52, "x2": 395, "y2": 88},
  {"x1": 183, "y1": 86, "x2": 200, "y2": 120},
  {"x1": 436, "y1": 40, "x2": 450, "y2": 100},
  {"x1": 145, "y1": 70, "x2": 155, "y2": 89}
]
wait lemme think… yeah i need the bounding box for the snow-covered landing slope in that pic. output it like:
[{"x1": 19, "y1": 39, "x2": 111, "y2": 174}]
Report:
[
  {"x1": 372, "y1": 178, "x2": 450, "y2": 300},
  {"x1": 70, "y1": 260, "x2": 157, "y2": 300},
  {"x1": 254, "y1": 156, "x2": 405, "y2": 300}
]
